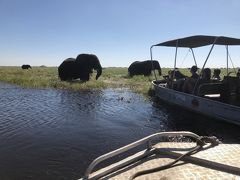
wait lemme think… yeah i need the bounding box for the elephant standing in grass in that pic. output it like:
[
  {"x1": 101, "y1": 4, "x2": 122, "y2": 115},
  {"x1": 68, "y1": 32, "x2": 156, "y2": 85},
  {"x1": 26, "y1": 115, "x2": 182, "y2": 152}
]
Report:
[
  {"x1": 21, "y1": 64, "x2": 31, "y2": 69},
  {"x1": 128, "y1": 60, "x2": 161, "y2": 77},
  {"x1": 58, "y1": 54, "x2": 102, "y2": 81}
]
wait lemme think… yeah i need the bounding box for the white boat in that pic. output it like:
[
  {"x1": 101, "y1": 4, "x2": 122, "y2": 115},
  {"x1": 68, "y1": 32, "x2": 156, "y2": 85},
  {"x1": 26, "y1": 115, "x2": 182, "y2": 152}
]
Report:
[
  {"x1": 150, "y1": 35, "x2": 240, "y2": 126},
  {"x1": 80, "y1": 131, "x2": 240, "y2": 179}
]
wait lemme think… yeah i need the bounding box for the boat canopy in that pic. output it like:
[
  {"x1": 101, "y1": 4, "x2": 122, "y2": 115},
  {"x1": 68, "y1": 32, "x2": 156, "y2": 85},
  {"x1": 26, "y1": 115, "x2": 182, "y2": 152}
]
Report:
[{"x1": 153, "y1": 35, "x2": 240, "y2": 48}]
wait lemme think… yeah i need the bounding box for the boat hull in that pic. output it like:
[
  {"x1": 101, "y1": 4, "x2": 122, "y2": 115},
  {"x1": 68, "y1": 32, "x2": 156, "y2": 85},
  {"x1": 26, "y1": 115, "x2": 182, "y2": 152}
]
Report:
[{"x1": 152, "y1": 81, "x2": 240, "y2": 126}]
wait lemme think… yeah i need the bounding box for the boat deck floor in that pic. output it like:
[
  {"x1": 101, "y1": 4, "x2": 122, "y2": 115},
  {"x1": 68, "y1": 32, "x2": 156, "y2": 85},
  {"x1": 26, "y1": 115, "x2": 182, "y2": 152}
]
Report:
[{"x1": 89, "y1": 142, "x2": 240, "y2": 180}]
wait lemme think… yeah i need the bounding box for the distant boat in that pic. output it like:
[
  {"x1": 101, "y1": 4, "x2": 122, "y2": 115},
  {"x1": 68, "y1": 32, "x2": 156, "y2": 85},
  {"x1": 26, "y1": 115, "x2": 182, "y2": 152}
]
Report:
[{"x1": 150, "y1": 35, "x2": 240, "y2": 126}]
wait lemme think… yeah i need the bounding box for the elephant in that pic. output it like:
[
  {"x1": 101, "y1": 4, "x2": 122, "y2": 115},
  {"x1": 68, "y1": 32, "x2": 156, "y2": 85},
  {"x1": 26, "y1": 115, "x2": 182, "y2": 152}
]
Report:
[
  {"x1": 21, "y1": 64, "x2": 31, "y2": 69},
  {"x1": 58, "y1": 54, "x2": 102, "y2": 81},
  {"x1": 128, "y1": 60, "x2": 161, "y2": 77}
]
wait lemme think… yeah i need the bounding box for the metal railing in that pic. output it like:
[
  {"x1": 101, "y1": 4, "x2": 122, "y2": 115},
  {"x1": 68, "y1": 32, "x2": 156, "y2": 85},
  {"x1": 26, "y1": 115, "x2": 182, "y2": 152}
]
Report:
[{"x1": 81, "y1": 131, "x2": 200, "y2": 180}]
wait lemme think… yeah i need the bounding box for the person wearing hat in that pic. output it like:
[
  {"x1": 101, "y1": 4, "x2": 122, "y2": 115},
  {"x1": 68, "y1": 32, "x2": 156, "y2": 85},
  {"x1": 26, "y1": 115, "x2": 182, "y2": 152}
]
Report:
[
  {"x1": 182, "y1": 65, "x2": 199, "y2": 93},
  {"x1": 190, "y1": 65, "x2": 199, "y2": 79}
]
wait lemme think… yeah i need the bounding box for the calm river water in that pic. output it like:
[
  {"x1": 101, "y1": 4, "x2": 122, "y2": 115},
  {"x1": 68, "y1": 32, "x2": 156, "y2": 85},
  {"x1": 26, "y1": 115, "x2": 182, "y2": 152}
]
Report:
[{"x1": 0, "y1": 82, "x2": 239, "y2": 180}]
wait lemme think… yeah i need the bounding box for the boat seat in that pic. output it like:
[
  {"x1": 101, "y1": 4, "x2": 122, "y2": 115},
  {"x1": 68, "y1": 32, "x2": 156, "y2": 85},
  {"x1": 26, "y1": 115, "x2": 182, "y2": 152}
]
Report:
[
  {"x1": 223, "y1": 76, "x2": 240, "y2": 94},
  {"x1": 197, "y1": 82, "x2": 224, "y2": 98},
  {"x1": 222, "y1": 76, "x2": 240, "y2": 105}
]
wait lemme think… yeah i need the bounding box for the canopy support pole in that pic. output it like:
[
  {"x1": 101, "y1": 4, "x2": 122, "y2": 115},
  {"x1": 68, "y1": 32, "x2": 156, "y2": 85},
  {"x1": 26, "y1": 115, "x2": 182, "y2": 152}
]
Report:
[
  {"x1": 172, "y1": 40, "x2": 179, "y2": 88},
  {"x1": 190, "y1": 48, "x2": 198, "y2": 67},
  {"x1": 150, "y1": 45, "x2": 157, "y2": 80},
  {"x1": 201, "y1": 37, "x2": 218, "y2": 71},
  {"x1": 226, "y1": 45, "x2": 229, "y2": 75},
  {"x1": 193, "y1": 37, "x2": 218, "y2": 94},
  {"x1": 174, "y1": 40, "x2": 178, "y2": 70}
]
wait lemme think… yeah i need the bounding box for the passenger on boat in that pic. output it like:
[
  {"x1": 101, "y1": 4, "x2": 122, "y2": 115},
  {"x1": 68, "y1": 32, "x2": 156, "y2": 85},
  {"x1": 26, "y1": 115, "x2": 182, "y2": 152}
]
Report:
[
  {"x1": 167, "y1": 68, "x2": 186, "y2": 80},
  {"x1": 186, "y1": 68, "x2": 212, "y2": 94},
  {"x1": 167, "y1": 69, "x2": 186, "y2": 91},
  {"x1": 190, "y1": 65, "x2": 199, "y2": 79},
  {"x1": 200, "y1": 68, "x2": 212, "y2": 83},
  {"x1": 212, "y1": 68, "x2": 221, "y2": 81},
  {"x1": 182, "y1": 65, "x2": 199, "y2": 93}
]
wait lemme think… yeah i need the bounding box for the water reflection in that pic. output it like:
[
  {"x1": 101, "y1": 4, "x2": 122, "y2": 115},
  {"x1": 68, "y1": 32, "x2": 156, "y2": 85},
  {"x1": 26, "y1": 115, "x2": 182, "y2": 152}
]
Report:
[{"x1": 0, "y1": 82, "x2": 239, "y2": 180}]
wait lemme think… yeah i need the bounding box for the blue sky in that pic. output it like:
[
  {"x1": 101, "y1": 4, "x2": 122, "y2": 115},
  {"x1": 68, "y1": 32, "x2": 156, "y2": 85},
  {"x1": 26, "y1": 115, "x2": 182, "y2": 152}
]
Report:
[{"x1": 0, "y1": 0, "x2": 240, "y2": 68}]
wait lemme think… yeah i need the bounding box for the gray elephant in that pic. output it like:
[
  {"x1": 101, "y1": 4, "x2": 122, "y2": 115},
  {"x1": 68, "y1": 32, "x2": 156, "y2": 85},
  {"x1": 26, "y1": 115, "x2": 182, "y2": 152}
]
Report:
[
  {"x1": 21, "y1": 64, "x2": 31, "y2": 69},
  {"x1": 58, "y1": 54, "x2": 102, "y2": 81},
  {"x1": 128, "y1": 60, "x2": 161, "y2": 77}
]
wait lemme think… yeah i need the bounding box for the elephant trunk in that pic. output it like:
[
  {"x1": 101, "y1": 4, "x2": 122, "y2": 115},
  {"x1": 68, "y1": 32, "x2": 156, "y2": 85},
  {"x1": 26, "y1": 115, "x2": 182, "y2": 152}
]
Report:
[
  {"x1": 154, "y1": 61, "x2": 161, "y2": 76},
  {"x1": 96, "y1": 65, "x2": 102, "y2": 80}
]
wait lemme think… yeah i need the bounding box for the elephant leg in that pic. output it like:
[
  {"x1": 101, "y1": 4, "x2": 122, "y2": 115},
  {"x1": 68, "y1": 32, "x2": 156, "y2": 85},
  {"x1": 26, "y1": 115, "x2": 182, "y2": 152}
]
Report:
[{"x1": 81, "y1": 73, "x2": 90, "y2": 81}]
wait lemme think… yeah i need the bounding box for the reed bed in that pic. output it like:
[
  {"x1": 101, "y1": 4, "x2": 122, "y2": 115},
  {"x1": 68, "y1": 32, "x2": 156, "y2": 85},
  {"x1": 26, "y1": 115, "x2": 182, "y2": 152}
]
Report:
[{"x1": 0, "y1": 66, "x2": 233, "y2": 95}]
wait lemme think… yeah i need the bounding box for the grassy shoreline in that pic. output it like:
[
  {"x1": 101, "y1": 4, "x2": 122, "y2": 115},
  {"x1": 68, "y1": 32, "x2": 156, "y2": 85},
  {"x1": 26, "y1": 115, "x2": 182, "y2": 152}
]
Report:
[
  {"x1": 0, "y1": 67, "x2": 161, "y2": 95},
  {"x1": 0, "y1": 66, "x2": 232, "y2": 95}
]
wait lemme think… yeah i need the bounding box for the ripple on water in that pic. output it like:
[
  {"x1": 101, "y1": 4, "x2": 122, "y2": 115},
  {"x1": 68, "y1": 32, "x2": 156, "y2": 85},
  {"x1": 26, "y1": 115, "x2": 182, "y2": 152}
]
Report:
[{"x1": 0, "y1": 83, "x2": 239, "y2": 180}]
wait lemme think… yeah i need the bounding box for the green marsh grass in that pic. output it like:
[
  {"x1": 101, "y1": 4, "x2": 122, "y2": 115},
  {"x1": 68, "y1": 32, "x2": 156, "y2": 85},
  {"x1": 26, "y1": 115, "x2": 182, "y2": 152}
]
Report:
[
  {"x1": 0, "y1": 66, "x2": 158, "y2": 95},
  {"x1": 0, "y1": 66, "x2": 234, "y2": 95}
]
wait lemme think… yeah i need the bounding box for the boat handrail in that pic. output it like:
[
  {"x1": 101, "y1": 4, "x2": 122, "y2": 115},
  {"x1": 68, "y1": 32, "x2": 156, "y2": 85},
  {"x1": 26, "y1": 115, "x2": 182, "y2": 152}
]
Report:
[{"x1": 82, "y1": 131, "x2": 200, "y2": 179}]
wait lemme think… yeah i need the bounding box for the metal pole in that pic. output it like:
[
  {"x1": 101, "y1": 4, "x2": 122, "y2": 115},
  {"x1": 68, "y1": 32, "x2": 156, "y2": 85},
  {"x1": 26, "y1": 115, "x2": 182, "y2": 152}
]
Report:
[
  {"x1": 226, "y1": 45, "x2": 229, "y2": 75},
  {"x1": 174, "y1": 40, "x2": 178, "y2": 70},
  {"x1": 171, "y1": 40, "x2": 178, "y2": 88},
  {"x1": 226, "y1": 46, "x2": 237, "y2": 75},
  {"x1": 190, "y1": 48, "x2": 198, "y2": 67},
  {"x1": 192, "y1": 37, "x2": 218, "y2": 94},
  {"x1": 150, "y1": 45, "x2": 157, "y2": 80},
  {"x1": 201, "y1": 37, "x2": 218, "y2": 70}
]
